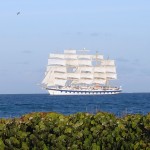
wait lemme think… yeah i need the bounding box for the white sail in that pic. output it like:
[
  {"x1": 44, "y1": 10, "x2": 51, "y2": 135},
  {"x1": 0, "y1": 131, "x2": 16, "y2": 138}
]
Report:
[
  {"x1": 47, "y1": 79, "x2": 55, "y2": 86},
  {"x1": 94, "y1": 66, "x2": 105, "y2": 73},
  {"x1": 92, "y1": 55, "x2": 103, "y2": 60},
  {"x1": 49, "y1": 54, "x2": 64, "y2": 59},
  {"x1": 47, "y1": 82, "x2": 54, "y2": 87},
  {"x1": 105, "y1": 66, "x2": 116, "y2": 73},
  {"x1": 78, "y1": 60, "x2": 92, "y2": 66},
  {"x1": 42, "y1": 67, "x2": 55, "y2": 84},
  {"x1": 64, "y1": 50, "x2": 76, "y2": 54},
  {"x1": 106, "y1": 73, "x2": 117, "y2": 79},
  {"x1": 80, "y1": 73, "x2": 93, "y2": 79},
  {"x1": 66, "y1": 60, "x2": 78, "y2": 66},
  {"x1": 54, "y1": 79, "x2": 66, "y2": 86},
  {"x1": 64, "y1": 54, "x2": 77, "y2": 59},
  {"x1": 93, "y1": 79, "x2": 106, "y2": 85},
  {"x1": 67, "y1": 73, "x2": 80, "y2": 79},
  {"x1": 53, "y1": 66, "x2": 67, "y2": 73},
  {"x1": 46, "y1": 66, "x2": 51, "y2": 72},
  {"x1": 42, "y1": 71, "x2": 51, "y2": 85},
  {"x1": 45, "y1": 70, "x2": 55, "y2": 86},
  {"x1": 94, "y1": 73, "x2": 106, "y2": 79},
  {"x1": 46, "y1": 66, "x2": 67, "y2": 73},
  {"x1": 79, "y1": 66, "x2": 93, "y2": 72},
  {"x1": 78, "y1": 55, "x2": 92, "y2": 59},
  {"x1": 48, "y1": 79, "x2": 66, "y2": 86},
  {"x1": 54, "y1": 73, "x2": 67, "y2": 79},
  {"x1": 101, "y1": 60, "x2": 115, "y2": 66},
  {"x1": 48, "y1": 59, "x2": 66, "y2": 66},
  {"x1": 79, "y1": 79, "x2": 93, "y2": 84}
]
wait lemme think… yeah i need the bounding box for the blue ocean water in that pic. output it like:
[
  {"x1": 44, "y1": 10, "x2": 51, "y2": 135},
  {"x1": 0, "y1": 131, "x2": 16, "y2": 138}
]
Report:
[{"x1": 0, "y1": 93, "x2": 149, "y2": 118}]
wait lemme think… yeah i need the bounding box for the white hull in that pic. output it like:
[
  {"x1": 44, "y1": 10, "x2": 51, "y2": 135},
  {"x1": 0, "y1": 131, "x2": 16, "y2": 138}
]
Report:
[{"x1": 47, "y1": 88, "x2": 122, "y2": 95}]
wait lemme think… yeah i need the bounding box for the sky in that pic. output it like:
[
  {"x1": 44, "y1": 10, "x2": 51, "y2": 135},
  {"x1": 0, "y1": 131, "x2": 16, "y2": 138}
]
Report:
[{"x1": 0, "y1": 0, "x2": 150, "y2": 94}]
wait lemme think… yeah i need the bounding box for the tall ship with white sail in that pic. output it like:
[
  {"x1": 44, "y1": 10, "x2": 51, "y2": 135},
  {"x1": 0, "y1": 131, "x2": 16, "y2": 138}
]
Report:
[{"x1": 42, "y1": 49, "x2": 122, "y2": 95}]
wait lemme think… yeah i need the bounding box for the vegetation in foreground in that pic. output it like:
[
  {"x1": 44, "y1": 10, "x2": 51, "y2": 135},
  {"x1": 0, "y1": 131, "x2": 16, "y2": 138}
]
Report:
[{"x1": 0, "y1": 112, "x2": 150, "y2": 150}]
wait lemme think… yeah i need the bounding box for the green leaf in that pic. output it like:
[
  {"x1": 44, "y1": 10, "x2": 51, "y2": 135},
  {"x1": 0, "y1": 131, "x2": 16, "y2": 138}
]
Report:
[
  {"x1": 21, "y1": 142, "x2": 29, "y2": 150},
  {"x1": 64, "y1": 128, "x2": 72, "y2": 134},
  {"x1": 77, "y1": 132, "x2": 83, "y2": 139},
  {"x1": 10, "y1": 137, "x2": 20, "y2": 146},
  {"x1": 0, "y1": 139, "x2": 5, "y2": 149},
  {"x1": 43, "y1": 145, "x2": 48, "y2": 150},
  {"x1": 0, "y1": 124, "x2": 5, "y2": 131},
  {"x1": 92, "y1": 143, "x2": 100, "y2": 150}
]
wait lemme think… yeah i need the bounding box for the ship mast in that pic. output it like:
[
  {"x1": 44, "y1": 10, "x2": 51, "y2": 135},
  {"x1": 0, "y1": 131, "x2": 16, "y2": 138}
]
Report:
[
  {"x1": 95, "y1": 51, "x2": 99, "y2": 66},
  {"x1": 106, "y1": 56, "x2": 109, "y2": 87}
]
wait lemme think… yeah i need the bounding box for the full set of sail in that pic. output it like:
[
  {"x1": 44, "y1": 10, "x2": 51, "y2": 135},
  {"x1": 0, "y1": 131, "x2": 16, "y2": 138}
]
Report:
[{"x1": 42, "y1": 49, "x2": 121, "y2": 95}]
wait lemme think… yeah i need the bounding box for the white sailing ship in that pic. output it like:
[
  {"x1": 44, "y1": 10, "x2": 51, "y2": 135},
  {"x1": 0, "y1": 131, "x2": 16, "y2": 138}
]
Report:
[{"x1": 42, "y1": 49, "x2": 122, "y2": 95}]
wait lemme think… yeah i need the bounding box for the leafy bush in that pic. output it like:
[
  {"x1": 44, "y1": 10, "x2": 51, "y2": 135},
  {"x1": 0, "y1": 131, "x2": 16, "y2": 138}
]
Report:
[{"x1": 0, "y1": 112, "x2": 150, "y2": 150}]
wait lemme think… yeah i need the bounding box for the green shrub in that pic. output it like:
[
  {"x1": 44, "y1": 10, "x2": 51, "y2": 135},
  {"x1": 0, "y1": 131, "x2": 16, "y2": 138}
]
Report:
[{"x1": 0, "y1": 112, "x2": 149, "y2": 150}]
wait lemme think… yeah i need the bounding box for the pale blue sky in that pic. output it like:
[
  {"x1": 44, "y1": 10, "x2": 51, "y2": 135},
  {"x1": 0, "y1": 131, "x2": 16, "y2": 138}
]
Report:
[{"x1": 0, "y1": 0, "x2": 150, "y2": 94}]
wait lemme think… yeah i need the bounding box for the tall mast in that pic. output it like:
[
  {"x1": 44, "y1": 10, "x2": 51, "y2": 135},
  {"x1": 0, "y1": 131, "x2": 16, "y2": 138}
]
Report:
[{"x1": 106, "y1": 56, "x2": 109, "y2": 87}]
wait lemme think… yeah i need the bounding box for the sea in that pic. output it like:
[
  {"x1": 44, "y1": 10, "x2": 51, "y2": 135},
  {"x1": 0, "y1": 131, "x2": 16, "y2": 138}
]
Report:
[{"x1": 0, "y1": 93, "x2": 149, "y2": 118}]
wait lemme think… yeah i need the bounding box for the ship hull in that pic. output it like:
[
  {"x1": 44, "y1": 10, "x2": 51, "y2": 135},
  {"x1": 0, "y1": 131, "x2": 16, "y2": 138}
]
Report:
[{"x1": 47, "y1": 88, "x2": 122, "y2": 95}]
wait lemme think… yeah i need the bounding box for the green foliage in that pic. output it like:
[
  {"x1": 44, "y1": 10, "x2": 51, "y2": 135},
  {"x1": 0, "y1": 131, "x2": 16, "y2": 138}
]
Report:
[{"x1": 0, "y1": 112, "x2": 149, "y2": 149}]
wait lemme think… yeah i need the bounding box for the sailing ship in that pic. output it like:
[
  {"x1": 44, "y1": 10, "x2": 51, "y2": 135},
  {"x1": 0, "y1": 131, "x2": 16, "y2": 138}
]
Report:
[{"x1": 42, "y1": 49, "x2": 122, "y2": 95}]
